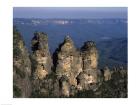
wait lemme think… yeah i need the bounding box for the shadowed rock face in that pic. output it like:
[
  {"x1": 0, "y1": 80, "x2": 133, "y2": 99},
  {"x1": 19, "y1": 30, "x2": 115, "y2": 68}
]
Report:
[
  {"x1": 76, "y1": 41, "x2": 99, "y2": 90},
  {"x1": 31, "y1": 32, "x2": 52, "y2": 80},
  {"x1": 81, "y1": 41, "x2": 98, "y2": 70},
  {"x1": 30, "y1": 32, "x2": 60, "y2": 98},
  {"x1": 59, "y1": 75, "x2": 70, "y2": 97},
  {"x1": 13, "y1": 28, "x2": 31, "y2": 97},
  {"x1": 103, "y1": 66, "x2": 111, "y2": 81}
]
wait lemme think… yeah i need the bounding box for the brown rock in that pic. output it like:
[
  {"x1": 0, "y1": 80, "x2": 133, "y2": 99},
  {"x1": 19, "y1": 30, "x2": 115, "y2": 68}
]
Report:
[
  {"x1": 81, "y1": 41, "x2": 98, "y2": 70},
  {"x1": 55, "y1": 36, "x2": 82, "y2": 81},
  {"x1": 31, "y1": 32, "x2": 52, "y2": 80},
  {"x1": 13, "y1": 27, "x2": 32, "y2": 97},
  {"x1": 103, "y1": 66, "x2": 111, "y2": 81}
]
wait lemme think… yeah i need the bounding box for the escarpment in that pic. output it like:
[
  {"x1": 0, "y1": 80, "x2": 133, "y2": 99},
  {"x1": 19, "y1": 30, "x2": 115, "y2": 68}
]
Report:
[{"x1": 13, "y1": 30, "x2": 127, "y2": 98}]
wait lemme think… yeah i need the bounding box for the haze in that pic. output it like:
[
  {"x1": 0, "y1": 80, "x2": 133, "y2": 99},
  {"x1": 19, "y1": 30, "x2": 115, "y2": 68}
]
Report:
[{"x1": 13, "y1": 7, "x2": 127, "y2": 19}]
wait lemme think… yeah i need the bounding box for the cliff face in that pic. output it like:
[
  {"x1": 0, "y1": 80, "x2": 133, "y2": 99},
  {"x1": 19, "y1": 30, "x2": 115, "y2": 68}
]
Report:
[
  {"x1": 81, "y1": 41, "x2": 98, "y2": 70},
  {"x1": 77, "y1": 41, "x2": 99, "y2": 90},
  {"x1": 31, "y1": 32, "x2": 52, "y2": 80},
  {"x1": 30, "y1": 32, "x2": 59, "y2": 97},
  {"x1": 13, "y1": 27, "x2": 31, "y2": 97},
  {"x1": 53, "y1": 37, "x2": 100, "y2": 96},
  {"x1": 55, "y1": 36, "x2": 83, "y2": 96},
  {"x1": 13, "y1": 30, "x2": 127, "y2": 98},
  {"x1": 56, "y1": 36, "x2": 82, "y2": 78}
]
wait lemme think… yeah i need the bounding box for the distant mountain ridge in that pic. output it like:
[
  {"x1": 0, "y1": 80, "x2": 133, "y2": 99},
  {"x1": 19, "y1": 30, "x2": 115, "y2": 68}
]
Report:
[
  {"x1": 14, "y1": 18, "x2": 127, "y2": 25},
  {"x1": 97, "y1": 37, "x2": 127, "y2": 68}
]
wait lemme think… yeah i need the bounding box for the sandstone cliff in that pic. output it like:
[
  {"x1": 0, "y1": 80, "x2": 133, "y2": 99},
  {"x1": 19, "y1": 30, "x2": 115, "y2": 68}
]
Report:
[
  {"x1": 31, "y1": 32, "x2": 52, "y2": 80},
  {"x1": 77, "y1": 41, "x2": 99, "y2": 90},
  {"x1": 13, "y1": 30, "x2": 127, "y2": 98},
  {"x1": 54, "y1": 36, "x2": 83, "y2": 96},
  {"x1": 30, "y1": 32, "x2": 60, "y2": 97},
  {"x1": 53, "y1": 36, "x2": 102, "y2": 96},
  {"x1": 13, "y1": 27, "x2": 31, "y2": 97}
]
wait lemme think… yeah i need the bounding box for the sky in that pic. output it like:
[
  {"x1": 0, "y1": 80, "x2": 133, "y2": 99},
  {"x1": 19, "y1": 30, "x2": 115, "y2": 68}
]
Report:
[{"x1": 13, "y1": 7, "x2": 127, "y2": 19}]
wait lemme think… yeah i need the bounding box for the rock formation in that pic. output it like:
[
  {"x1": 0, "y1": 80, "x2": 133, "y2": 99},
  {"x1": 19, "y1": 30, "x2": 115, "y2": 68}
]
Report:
[
  {"x1": 13, "y1": 27, "x2": 31, "y2": 97},
  {"x1": 31, "y1": 32, "x2": 52, "y2": 80},
  {"x1": 13, "y1": 29, "x2": 127, "y2": 98},
  {"x1": 103, "y1": 66, "x2": 111, "y2": 81},
  {"x1": 54, "y1": 36, "x2": 83, "y2": 96},
  {"x1": 77, "y1": 41, "x2": 99, "y2": 90},
  {"x1": 53, "y1": 37, "x2": 100, "y2": 96},
  {"x1": 81, "y1": 41, "x2": 98, "y2": 70},
  {"x1": 55, "y1": 36, "x2": 82, "y2": 78},
  {"x1": 30, "y1": 32, "x2": 57, "y2": 97},
  {"x1": 59, "y1": 75, "x2": 70, "y2": 97}
]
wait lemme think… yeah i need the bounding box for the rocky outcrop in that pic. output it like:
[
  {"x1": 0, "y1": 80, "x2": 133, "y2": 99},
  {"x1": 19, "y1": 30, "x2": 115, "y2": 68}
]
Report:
[
  {"x1": 54, "y1": 36, "x2": 83, "y2": 96},
  {"x1": 81, "y1": 41, "x2": 98, "y2": 70},
  {"x1": 54, "y1": 37, "x2": 100, "y2": 96},
  {"x1": 55, "y1": 36, "x2": 75, "y2": 77},
  {"x1": 103, "y1": 66, "x2": 111, "y2": 81},
  {"x1": 13, "y1": 29, "x2": 127, "y2": 98},
  {"x1": 31, "y1": 32, "x2": 52, "y2": 80},
  {"x1": 59, "y1": 76, "x2": 70, "y2": 97},
  {"x1": 13, "y1": 27, "x2": 31, "y2": 97},
  {"x1": 77, "y1": 41, "x2": 99, "y2": 90},
  {"x1": 72, "y1": 67, "x2": 127, "y2": 98},
  {"x1": 55, "y1": 36, "x2": 82, "y2": 78},
  {"x1": 30, "y1": 32, "x2": 58, "y2": 97}
]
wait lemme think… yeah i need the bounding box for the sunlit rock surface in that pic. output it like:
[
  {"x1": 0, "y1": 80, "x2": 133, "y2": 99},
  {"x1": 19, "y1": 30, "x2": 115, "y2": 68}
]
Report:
[{"x1": 31, "y1": 32, "x2": 52, "y2": 80}]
